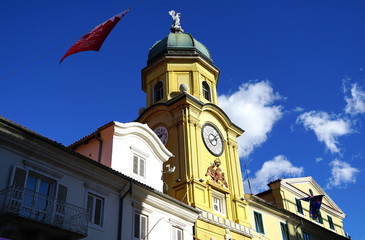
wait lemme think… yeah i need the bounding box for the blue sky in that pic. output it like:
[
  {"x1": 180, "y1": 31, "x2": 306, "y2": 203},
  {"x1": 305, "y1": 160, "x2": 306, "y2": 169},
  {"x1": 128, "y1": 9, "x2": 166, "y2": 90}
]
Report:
[{"x1": 1, "y1": 0, "x2": 365, "y2": 238}]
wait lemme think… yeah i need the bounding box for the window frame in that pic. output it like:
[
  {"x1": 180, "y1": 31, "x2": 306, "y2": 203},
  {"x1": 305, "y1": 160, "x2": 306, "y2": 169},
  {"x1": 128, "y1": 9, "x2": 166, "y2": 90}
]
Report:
[
  {"x1": 134, "y1": 211, "x2": 148, "y2": 240},
  {"x1": 280, "y1": 222, "x2": 290, "y2": 240},
  {"x1": 295, "y1": 198, "x2": 304, "y2": 215},
  {"x1": 327, "y1": 215, "x2": 335, "y2": 230},
  {"x1": 153, "y1": 81, "x2": 164, "y2": 103},
  {"x1": 211, "y1": 192, "x2": 226, "y2": 216},
  {"x1": 202, "y1": 81, "x2": 211, "y2": 101},
  {"x1": 86, "y1": 192, "x2": 105, "y2": 228},
  {"x1": 315, "y1": 210, "x2": 323, "y2": 224},
  {"x1": 132, "y1": 153, "x2": 146, "y2": 179},
  {"x1": 303, "y1": 232, "x2": 311, "y2": 240},
  {"x1": 253, "y1": 211, "x2": 265, "y2": 234},
  {"x1": 171, "y1": 225, "x2": 183, "y2": 240}
]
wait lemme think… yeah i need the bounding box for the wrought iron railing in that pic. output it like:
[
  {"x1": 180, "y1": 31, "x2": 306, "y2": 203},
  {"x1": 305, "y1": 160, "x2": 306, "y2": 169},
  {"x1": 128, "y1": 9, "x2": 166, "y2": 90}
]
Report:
[{"x1": 0, "y1": 186, "x2": 88, "y2": 236}]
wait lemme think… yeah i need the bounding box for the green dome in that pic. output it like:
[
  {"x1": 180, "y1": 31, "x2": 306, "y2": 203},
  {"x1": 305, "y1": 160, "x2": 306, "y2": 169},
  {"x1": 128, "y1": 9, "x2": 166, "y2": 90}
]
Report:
[{"x1": 148, "y1": 32, "x2": 213, "y2": 64}]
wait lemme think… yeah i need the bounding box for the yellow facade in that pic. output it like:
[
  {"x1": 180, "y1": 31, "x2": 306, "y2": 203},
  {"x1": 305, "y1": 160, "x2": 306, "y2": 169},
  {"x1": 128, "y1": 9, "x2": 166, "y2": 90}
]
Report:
[
  {"x1": 138, "y1": 32, "x2": 252, "y2": 239},
  {"x1": 254, "y1": 177, "x2": 348, "y2": 240}
]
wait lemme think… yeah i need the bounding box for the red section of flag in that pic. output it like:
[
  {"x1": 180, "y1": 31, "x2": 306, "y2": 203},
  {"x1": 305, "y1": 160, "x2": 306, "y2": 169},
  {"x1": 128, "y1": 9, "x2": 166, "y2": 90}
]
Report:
[{"x1": 60, "y1": 8, "x2": 130, "y2": 63}]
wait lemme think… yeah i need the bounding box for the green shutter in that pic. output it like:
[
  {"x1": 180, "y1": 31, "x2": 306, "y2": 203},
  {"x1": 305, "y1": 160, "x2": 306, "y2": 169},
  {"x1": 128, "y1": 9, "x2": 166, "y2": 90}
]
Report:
[
  {"x1": 328, "y1": 215, "x2": 335, "y2": 230},
  {"x1": 296, "y1": 198, "x2": 303, "y2": 214},
  {"x1": 280, "y1": 222, "x2": 290, "y2": 240},
  {"x1": 254, "y1": 211, "x2": 264, "y2": 234}
]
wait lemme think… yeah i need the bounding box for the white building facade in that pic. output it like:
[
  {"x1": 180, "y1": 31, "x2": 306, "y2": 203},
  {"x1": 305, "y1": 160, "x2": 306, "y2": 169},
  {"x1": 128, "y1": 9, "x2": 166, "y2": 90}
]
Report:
[{"x1": 0, "y1": 117, "x2": 199, "y2": 240}]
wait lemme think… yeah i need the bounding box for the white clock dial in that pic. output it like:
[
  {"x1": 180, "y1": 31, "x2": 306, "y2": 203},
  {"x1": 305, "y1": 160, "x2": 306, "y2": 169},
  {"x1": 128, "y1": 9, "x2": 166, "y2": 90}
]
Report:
[
  {"x1": 154, "y1": 126, "x2": 168, "y2": 145},
  {"x1": 202, "y1": 123, "x2": 223, "y2": 156}
]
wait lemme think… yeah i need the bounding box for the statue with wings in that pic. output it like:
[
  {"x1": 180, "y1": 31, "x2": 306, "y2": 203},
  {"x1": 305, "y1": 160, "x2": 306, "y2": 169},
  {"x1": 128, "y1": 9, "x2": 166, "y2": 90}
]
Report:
[{"x1": 169, "y1": 10, "x2": 184, "y2": 33}]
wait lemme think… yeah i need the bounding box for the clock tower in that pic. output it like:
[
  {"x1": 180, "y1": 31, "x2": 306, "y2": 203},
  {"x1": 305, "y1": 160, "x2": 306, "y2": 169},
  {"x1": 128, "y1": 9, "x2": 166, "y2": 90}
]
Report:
[{"x1": 137, "y1": 12, "x2": 252, "y2": 240}]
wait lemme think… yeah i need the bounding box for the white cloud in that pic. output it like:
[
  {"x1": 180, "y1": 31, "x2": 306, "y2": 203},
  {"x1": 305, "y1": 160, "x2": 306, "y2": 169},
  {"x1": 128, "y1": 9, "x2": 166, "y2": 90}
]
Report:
[
  {"x1": 343, "y1": 82, "x2": 365, "y2": 115},
  {"x1": 315, "y1": 157, "x2": 323, "y2": 163},
  {"x1": 296, "y1": 111, "x2": 352, "y2": 153},
  {"x1": 326, "y1": 159, "x2": 359, "y2": 189},
  {"x1": 249, "y1": 155, "x2": 304, "y2": 193},
  {"x1": 293, "y1": 106, "x2": 305, "y2": 112},
  {"x1": 218, "y1": 81, "x2": 283, "y2": 157}
]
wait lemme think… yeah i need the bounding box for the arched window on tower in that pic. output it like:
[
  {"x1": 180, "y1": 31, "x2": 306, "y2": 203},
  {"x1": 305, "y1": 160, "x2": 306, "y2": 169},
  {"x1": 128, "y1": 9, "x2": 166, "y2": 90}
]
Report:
[
  {"x1": 154, "y1": 81, "x2": 163, "y2": 103},
  {"x1": 202, "y1": 81, "x2": 211, "y2": 101}
]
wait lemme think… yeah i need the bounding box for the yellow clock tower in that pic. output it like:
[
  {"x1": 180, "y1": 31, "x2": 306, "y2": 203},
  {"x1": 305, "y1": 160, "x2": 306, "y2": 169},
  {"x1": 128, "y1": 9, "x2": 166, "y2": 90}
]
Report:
[{"x1": 137, "y1": 13, "x2": 252, "y2": 240}]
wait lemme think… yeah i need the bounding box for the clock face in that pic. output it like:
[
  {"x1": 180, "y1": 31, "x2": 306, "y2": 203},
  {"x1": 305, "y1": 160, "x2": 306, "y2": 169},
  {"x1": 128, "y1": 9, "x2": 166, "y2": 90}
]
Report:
[
  {"x1": 154, "y1": 126, "x2": 168, "y2": 145},
  {"x1": 202, "y1": 123, "x2": 223, "y2": 156}
]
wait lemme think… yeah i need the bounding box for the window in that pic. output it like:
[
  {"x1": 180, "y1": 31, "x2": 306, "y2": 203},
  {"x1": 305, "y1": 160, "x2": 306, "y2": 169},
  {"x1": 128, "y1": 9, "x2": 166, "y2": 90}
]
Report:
[
  {"x1": 303, "y1": 232, "x2": 311, "y2": 240},
  {"x1": 328, "y1": 215, "x2": 335, "y2": 230},
  {"x1": 212, "y1": 192, "x2": 225, "y2": 215},
  {"x1": 254, "y1": 211, "x2": 264, "y2": 234},
  {"x1": 172, "y1": 226, "x2": 183, "y2": 240},
  {"x1": 309, "y1": 188, "x2": 314, "y2": 196},
  {"x1": 87, "y1": 193, "x2": 104, "y2": 227},
  {"x1": 280, "y1": 222, "x2": 290, "y2": 240},
  {"x1": 133, "y1": 154, "x2": 146, "y2": 178},
  {"x1": 315, "y1": 211, "x2": 323, "y2": 224},
  {"x1": 23, "y1": 173, "x2": 54, "y2": 220},
  {"x1": 11, "y1": 167, "x2": 67, "y2": 222},
  {"x1": 153, "y1": 81, "x2": 163, "y2": 103},
  {"x1": 134, "y1": 212, "x2": 148, "y2": 240},
  {"x1": 295, "y1": 198, "x2": 303, "y2": 214},
  {"x1": 202, "y1": 81, "x2": 211, "y2": 101}
]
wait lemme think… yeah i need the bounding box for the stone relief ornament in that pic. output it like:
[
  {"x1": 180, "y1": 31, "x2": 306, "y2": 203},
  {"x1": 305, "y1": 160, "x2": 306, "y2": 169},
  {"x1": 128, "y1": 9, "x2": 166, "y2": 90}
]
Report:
[
  {"x1": 205, "y1": 159, "x2": 228, "y2": 188},
  {"x1": 169, "y1": 10, "x2": 184, "y2": 33}
]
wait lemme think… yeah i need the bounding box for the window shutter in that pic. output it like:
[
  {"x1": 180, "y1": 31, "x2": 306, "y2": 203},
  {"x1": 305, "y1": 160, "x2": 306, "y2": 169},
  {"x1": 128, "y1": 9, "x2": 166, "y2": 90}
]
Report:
[
  {"x1": 13, "y1": 167, "x2": 27, "y2": 188},
  {"x1": 57, "y1": 185, "x2": 68, "y2": 202},
  {"x1": 134, "y1": 213, "x2": 140, "y2": 238},
  {"x1": 140, "y1": 158, "x2": 145, "y2": 177},
  {"x1": 133, "y1": 156, "x2": 139, "y2": 174},
  {"x1": 140, "y1": 215, "x2": 147, "y2": 239},
  {"x1": 296, "y1": 198, "x2": 303, "y2": 214},
  {"x1": 280, "y1": 222, "x2": 289, "y2": 240}
]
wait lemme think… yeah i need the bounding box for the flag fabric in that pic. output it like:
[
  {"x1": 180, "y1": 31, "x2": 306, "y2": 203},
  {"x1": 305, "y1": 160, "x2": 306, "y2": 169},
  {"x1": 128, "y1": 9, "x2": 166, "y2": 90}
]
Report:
[
  {"x1": 300, "y1": 195, "x2": 324, "y2": 220},
  {"x1": 60, "y1": 8, "x2": 130, "y2": 63}
]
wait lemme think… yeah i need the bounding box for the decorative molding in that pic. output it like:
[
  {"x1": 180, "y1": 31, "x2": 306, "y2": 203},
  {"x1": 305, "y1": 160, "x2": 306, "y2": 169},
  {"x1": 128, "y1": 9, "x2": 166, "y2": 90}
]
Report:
[
  {"x1": 169, "y1": 218, "x2": 187, "y2": 228},
  {"x1": 199, "y1": 209, "x2": 253, "y2": 238},
  {"x1": 23, "y1": 160, "x2": 63, "y2": 179},
  {"x1": 130, "y1": 146, "x2": 150, "y2": 158},
  {"x1": 84, "y1": 182, "x2": 110, "y2": 196}
]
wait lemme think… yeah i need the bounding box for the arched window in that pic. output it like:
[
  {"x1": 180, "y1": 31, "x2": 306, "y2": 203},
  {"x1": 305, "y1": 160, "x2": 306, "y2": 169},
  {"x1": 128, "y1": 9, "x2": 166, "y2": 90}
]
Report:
[
  {"x1": 309, "y1": 188, "x2": 314, "y2": 196},
  {"x1": 202, "y1": 81, "x2": 211, "y2": 101},
  {"x1": 154, "y1": 81, "x2": 163, "y2": 103}
]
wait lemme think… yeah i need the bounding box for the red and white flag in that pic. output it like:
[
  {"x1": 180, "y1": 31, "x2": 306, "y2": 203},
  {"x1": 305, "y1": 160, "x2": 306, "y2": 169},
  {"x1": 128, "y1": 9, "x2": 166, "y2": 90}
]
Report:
[{"x1": 60, "y1": 8, "x2": 130, "y2": 63}]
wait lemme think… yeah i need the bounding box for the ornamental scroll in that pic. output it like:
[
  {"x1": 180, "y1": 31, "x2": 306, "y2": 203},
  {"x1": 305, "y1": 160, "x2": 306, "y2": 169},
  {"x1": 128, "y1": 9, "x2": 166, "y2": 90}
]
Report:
[{"x1": 205, "y1": 159, "x2": 228, "y2": 188}]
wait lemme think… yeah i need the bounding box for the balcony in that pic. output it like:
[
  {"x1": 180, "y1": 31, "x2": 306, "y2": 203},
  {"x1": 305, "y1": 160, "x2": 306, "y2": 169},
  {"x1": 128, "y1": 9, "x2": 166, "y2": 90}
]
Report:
[{"x1": 0, "y1": 186, "x2": 88, "y2": 239}]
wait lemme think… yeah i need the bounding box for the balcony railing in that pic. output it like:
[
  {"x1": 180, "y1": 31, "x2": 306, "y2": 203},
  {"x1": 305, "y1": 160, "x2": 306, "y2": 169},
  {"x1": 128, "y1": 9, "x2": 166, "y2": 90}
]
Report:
[{"x1": 0, "y1": 186, "x2": 88, "y2": 236}]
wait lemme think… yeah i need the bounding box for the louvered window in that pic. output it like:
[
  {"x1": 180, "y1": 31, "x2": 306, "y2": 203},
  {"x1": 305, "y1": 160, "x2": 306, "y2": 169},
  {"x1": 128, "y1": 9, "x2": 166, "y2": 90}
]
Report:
[
  {"x1": 133, "y1": 154, "x2": 146, "y2": 178},
  {"x1": 134, "y1": 212, "x2": 148, "y2": 240}
]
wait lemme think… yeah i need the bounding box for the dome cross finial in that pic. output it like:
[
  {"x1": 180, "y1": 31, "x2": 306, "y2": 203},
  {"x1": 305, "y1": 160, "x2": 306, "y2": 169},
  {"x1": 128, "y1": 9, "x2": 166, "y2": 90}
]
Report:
[{"x1": 169, "y1": 10, "x2": 184, "y2": 33}]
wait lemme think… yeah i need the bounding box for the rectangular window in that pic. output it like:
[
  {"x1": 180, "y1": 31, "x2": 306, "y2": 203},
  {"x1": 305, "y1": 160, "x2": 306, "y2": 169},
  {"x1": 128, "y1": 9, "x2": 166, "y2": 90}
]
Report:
[
  {"x1": 254, "y1": 211, "x2": 265, "y2": 234},
  {"x1": 315, "y1": 211, "x2": 323, "y2": 224},
  {"x1": 328, "y1": 215, "x2": 335, "y2": 230},
  {"x1": 280, "y1": 222, "x2": 290, "y2": 240},
  {"x1": 172, "y1": 226, "x2": 183, "y2": 240},
  {"x1": 87, "y1": 193, "x2": 104, "y2": 227},
  {"x1": 212, "y1": 193, "x2": 225, "y2": 215},
  {"x1": 295, "y1": 198, "x2": 303, "y2": 214},
  {"x1": 303, "y1": 232, "x2": 311, "y2": 240},
  {"x1": 133, "y1": 154, "x2": 146, "y2": 178},
  {"x1": 11, "y1": 167, "x2": 68, "y2": 224},
  {"x1": 134, "y1": 212, "x2": 148, "y2": 240}
]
